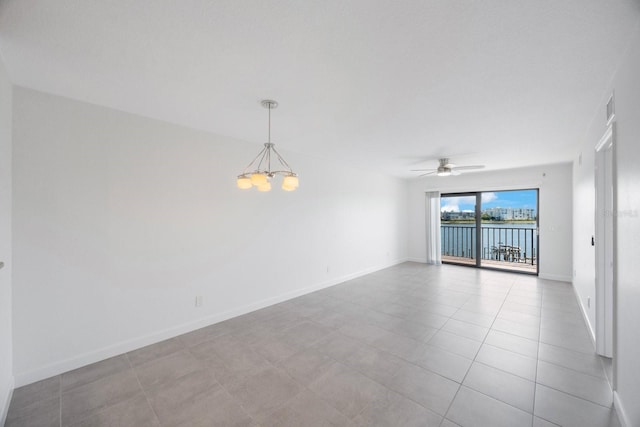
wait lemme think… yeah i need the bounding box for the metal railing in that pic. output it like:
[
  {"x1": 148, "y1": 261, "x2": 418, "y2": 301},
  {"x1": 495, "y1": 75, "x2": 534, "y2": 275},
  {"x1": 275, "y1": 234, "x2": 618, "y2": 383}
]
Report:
[{"x1": 441, "y1": 225, "x2": 537, "y2": 265}]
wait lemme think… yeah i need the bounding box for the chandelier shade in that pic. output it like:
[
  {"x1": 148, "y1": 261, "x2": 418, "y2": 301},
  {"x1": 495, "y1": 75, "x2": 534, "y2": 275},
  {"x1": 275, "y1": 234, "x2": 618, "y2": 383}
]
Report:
[
  {"x1": 236, "y1": 100, "x2": 299, "y2": 192},
  {"x1": 236, "y1": 176, "x2": 252, "y2": 189},
  {"x1": 282, "y1": 174, "x2": 299, "y2": 191},
  {"x1": 257, "y1": 181, "x2": 272, "y2": 192},
  {"x1": 250, "y1": 172, "x2": 268, "y2": 186}
]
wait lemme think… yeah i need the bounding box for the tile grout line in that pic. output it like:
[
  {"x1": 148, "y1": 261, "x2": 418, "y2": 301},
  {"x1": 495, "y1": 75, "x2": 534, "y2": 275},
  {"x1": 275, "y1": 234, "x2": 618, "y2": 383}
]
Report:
[
  {"x1": 453, "y1": 276, "x2": 544, "y2": 421},
  {"x1": 125, "y1": 352, "x2": 163, "y2": 427},
  {"x1": 216, "y1": 379, "x2": 260, "y2": 426},
  {"x1": 60, "y1": 355, "x2": 158, "y2": 426},
  {"x1": 306, "y1": 284, "x2": 476, "y2": 423},
  {"x1": 532, "y1": 383, "x2": 613, "y2": 409},
  {"x1": 447, "y1": 276, "x2": 568, "y2": 423},
  {"x1": 536, "y1": 355, "x2": 612, "y2": 381},
  {"x1": 58, "y1": 375, "x2": 62, "y2": 427},
  {"x1": 472, "y1": 357, "x2": 534, "y2": 382},
  {"x1": 525, "y1": 281, "x2": 613, "y2": 422},
  {"x1": 201, "y1": 331, "x2": 288, "y2": 424},
  {"x1": 439, "y1": 275, "x2": 518, "y2": 423},
  {"x1": 528, "y1": 283, "x2": 609, "y2": 422},
  {"x1": 464, "y1": 276, "x2": 516, "y2": 380},
  {"x1": 323, "y1": 269, "x2": 543, "y2": 424},
  {"x1": 310, "y1": 330, "x2": 442, "y2": 417},
  {"x1": 531, "y1": 279, "x2": 544, "y2": 427}
]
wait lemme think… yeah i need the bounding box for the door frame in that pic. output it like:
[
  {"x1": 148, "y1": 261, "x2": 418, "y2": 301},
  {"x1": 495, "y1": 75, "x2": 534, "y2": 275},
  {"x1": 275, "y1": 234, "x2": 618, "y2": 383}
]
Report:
[{"x1": 594, "y1": 123, "x2": 616, "y2": 358}]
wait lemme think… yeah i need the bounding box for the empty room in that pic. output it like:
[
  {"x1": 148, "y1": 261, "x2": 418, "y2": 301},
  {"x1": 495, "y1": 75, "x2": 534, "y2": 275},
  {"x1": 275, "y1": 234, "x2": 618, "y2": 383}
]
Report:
[{"x1": 1, "y1": 1, "x2": 639, "y2": 426}]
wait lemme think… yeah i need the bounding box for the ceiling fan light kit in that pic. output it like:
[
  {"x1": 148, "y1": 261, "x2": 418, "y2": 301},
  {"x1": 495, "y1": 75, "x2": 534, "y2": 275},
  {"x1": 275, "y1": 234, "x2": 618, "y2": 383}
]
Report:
[
  {"x1": 236, "y1": 100, "x2": 299, "y2": 192},
  {"x1": 437, "y1": 169, "x2": 451, "y2": 177},
  {"x1": 412, "y1": 158, "x2": 484, "y2": 177}
]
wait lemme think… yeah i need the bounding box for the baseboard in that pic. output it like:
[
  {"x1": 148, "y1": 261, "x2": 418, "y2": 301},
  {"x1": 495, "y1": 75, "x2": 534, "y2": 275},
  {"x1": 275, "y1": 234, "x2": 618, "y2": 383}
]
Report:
[
  {"x1": 328, "y1": 258, "x2": 408, "y2": 283},
  {"x1": 614, "y1": 391, "x2": 631, "y2": 427},
  {"x1": 538, "y1": 273, "x2": 572, "y2": 282},
  {"x1": 14, "y1": 258, "x2": 408, "y2": 387},
  {"x1": 1, "y1": 375, "x2": 15, "y2": 427},
  {"x1": 407, "y1": 257, "x2": 426, "y2": 263},
  {"x1": 571, "y1": 278, "x2": 596, "y2": 345}
]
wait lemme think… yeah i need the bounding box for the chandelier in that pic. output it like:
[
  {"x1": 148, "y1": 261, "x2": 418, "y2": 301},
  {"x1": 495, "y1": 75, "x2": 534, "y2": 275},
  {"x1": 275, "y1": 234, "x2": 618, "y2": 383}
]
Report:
[{"x1": 236, "y1": 100, "x2": 299, "y2": 192}]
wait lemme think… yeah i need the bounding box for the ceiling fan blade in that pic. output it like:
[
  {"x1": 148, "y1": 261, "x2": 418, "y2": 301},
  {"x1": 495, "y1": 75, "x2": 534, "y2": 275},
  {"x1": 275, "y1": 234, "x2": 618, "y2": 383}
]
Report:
[
  {"x1": 418, "y1": 171, "x2": 438, "y2": 177},
  {"x1": 453, "y1": 165, "x2": 485, "y2": 171},
  {"x1": 410, "y1": 169, "x2": 436, "y2": 172},
  {"x1": 451, "y1": 170, "x2": 461, "y2": 176}
]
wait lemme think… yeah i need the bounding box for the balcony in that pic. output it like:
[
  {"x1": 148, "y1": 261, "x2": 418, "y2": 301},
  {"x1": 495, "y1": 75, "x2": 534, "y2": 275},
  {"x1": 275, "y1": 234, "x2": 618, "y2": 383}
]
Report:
[{"x1": 441, "y1": 224, "x2": 537, "y2": 273}]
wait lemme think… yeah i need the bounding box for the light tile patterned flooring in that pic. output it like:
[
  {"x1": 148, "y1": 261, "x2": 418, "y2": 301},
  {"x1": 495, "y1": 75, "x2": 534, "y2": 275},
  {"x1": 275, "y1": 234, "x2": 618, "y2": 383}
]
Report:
[{"x1": 7, "y1": 262, "x2": 621, "y2": 426}]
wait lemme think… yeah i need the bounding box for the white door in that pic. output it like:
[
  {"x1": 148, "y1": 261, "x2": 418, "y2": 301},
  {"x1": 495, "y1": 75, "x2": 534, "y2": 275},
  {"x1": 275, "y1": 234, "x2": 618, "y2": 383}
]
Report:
[{"x1": 594, "y1": 124, "x2": 615, "y2": 358}]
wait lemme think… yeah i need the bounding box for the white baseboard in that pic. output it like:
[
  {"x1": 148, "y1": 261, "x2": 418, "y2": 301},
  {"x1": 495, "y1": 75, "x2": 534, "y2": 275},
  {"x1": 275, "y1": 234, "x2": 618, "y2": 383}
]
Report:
[
  {"x1": 614, "y1": 391, "x2": 631, "y2": 427},
  {"x1": 1, "y1": 375, "x2": 15, "y2": 427},
  {"x1": 407, "y1": 257, "x2": 427, "y2": 263},
  {"x1": 14, "y1": 258, "x2": 408, "y2": 387},
  {"x1": 538, "y1": 273, "x2": 572, "y2": 282},
  {"x1": 571, "y1": 278, "x2": 596, "y2": 346}
]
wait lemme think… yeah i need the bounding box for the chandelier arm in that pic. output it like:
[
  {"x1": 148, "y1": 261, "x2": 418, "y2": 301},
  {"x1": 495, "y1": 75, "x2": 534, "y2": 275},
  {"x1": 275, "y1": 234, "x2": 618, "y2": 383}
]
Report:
[
  {"x1": 270, "y1": 145, "x2": 294, "y2": 173},
  {"x1": 268, "y1": 170, "x2": 295, "y2": 176},
  {"x1": 256, "y1": 148, "x2": 268, "y2": 172},
  {"x1": 243, "y1": 145, "x2": 268, "y2": 174}
]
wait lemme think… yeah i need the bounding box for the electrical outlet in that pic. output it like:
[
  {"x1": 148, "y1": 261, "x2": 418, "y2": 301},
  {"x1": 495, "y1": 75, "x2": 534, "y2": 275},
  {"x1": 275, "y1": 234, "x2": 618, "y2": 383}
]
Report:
[{"x1": 195, "y1": 296, "x2": 203, "y2": 307}]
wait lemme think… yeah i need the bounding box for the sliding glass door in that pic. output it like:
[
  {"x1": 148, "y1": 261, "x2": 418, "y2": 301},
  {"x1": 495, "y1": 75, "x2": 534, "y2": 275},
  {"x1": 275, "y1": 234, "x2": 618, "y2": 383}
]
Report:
[
  {"x1": 440, "y1": 193, "x2": 479, "y2": 266},
  {"x1": 441, "y1": 189, "x2": 538, "y2": 274}
]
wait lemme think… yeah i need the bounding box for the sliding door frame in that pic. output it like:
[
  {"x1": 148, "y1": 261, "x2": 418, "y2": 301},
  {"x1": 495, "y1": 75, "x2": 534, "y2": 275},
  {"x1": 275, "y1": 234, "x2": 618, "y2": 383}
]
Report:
[
  {"x1": 440, "y1": 192, "x2": 481, "y2": 267},
  {"x1": 441, "y1": 188, "x2": 539, "y2": 276}
]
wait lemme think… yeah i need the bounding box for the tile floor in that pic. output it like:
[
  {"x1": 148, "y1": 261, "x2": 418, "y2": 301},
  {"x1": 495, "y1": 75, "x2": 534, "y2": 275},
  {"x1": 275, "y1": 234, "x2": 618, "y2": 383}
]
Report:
[{"x1": 6, "y1": 262, "x2": 621, "y2": 426}]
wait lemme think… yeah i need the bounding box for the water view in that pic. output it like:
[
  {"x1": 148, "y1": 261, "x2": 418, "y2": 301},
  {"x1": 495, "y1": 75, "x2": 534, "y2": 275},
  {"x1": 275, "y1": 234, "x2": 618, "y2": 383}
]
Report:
[{"x1": 441, "y1": 223, "x2": 537, "y2": 261}]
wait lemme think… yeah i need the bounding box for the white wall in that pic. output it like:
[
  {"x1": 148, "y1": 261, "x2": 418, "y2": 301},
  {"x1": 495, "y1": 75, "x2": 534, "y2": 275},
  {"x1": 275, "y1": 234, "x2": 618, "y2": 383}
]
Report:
[
  {"x1": 11, "y1": 87, "x2": 408, "y2": 385},
  {"x1": 0, "y1": 56, "x2": 13, "y2": 424},
  {"x1": 573, "y1": 20, "x2": 640, "y2": 427},
  {"x1": 408, "y1": 163, "x2": 573, "y2": 282}
]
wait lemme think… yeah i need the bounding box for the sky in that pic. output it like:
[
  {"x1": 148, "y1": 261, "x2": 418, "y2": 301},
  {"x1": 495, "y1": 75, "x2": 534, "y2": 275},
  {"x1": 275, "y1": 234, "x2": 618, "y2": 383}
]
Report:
[{"x1": 440, "y1": 190, "x2": 538, "y2": 213}]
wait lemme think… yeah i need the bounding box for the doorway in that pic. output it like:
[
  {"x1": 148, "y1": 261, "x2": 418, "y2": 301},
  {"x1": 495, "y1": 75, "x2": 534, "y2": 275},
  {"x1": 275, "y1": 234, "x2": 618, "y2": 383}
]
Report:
[
  {"x1": 594, "y1": 124, "x2": 615, "y2": 358},
  {"x1": 441, "y1": 189, "x2": 539, "y2": 274}
]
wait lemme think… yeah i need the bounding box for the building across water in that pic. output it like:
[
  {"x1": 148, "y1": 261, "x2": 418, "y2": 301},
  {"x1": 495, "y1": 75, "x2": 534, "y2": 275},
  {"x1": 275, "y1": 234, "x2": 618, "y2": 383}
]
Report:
[
  {"x1": 441, "y1": 210, "x2": 475, "y2": 220},
  {"x1": 482, "y1": 207, "x2": 535, "y2": 221}
]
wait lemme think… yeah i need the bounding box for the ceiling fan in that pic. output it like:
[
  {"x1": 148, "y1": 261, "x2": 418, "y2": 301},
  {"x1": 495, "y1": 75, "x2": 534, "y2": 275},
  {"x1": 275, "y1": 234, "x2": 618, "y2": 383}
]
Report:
[{"x1": 411, "y1": 158, "x2": 485, "y2": 177}]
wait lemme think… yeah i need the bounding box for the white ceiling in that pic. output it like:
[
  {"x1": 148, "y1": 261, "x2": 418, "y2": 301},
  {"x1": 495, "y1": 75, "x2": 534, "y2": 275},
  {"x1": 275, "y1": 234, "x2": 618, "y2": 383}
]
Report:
[{"x1": 1, "y1": 0, "x2": 639, "y2": 177}]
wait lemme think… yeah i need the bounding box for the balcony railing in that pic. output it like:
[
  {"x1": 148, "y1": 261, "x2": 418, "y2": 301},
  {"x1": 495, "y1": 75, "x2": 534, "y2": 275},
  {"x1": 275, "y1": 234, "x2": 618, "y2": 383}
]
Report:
[{"x1": 441, "y1": 225, "x2": 537, "y2": 266}]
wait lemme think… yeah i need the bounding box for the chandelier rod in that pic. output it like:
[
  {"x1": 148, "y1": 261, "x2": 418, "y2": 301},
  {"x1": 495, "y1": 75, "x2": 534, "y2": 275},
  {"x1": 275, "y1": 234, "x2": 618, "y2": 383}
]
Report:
[{"x1": 268, "y1": 102, "x2": 271, "y2": 144}]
